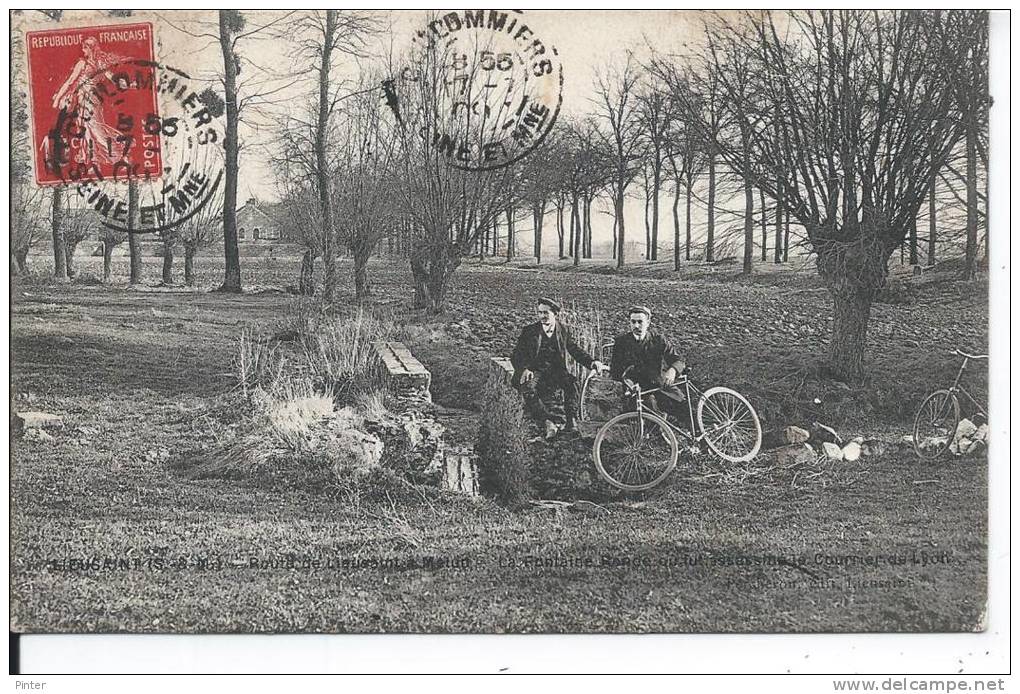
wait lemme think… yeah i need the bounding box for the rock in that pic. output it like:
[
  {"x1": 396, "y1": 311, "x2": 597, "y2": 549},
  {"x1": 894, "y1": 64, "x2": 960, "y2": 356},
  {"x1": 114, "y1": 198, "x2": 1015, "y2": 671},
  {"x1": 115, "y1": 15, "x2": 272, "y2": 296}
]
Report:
[
  {"x1": 783, "y1": 425, "x2": 810, "y2": 445},
  {"x1": 963, "y1": 439, "x2": 986, "y2": 456},
  {"x1": 771, "y1": 443, "x2": 817, "y2": 466},
  {"x1": 811, "y1": 421, "x2": 842, "y2": 445},
  {"x1": 15, "y1": 411, "x2": 65, "y2": 430},
  {"x1": 842, "y1": 441, "x2": 862, "y2": 462},
  {"x1": 955, "y1": 418, "x2": 977, "y2": 441},
  {"x1": 861, "y1": 440, "x2": 889, "y2": 457},
  {"x1": 23, "y1": 428, "x2": 55, "y2": 443},
  {"x1": 330, "y1": 428, "x2": 384, "y2": 478},
  {"x1": 822, "y1": 441, "x2": 844, "y2": 461},
  {"x1": 974, "y1": 423, "x2": 989, "y2": 443}
]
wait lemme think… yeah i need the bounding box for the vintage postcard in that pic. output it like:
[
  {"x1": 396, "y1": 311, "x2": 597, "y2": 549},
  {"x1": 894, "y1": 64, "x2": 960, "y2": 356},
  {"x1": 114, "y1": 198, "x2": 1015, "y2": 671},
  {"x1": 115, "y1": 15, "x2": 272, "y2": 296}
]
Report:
[{"x1": 9, "y1": 8, "x2": 998, "y2": 653}]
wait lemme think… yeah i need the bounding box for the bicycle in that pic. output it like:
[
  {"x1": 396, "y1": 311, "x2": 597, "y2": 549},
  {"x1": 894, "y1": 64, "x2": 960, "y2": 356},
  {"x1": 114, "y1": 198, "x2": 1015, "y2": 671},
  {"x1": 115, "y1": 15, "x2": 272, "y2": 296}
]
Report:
[
  {"x1": 912, "y1": 348, "x2": 988, "y2": 460},
  {"x1": 587, "y1": 365, "x2": 763, "y2": 491}
]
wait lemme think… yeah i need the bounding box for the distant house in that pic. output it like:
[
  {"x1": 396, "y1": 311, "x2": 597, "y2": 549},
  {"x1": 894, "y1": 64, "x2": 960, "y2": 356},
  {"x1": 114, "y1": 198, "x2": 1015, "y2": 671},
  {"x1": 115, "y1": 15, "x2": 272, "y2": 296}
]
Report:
[{"x1": 235, "y1": 197, "x2": 281, "y2": 242}]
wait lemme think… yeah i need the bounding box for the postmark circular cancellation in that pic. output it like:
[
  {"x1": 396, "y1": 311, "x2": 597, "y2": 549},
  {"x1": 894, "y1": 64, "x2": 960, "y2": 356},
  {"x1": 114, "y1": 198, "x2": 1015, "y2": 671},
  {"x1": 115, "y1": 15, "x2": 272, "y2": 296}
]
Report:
[
  {"x1": 401, "y1": 9, "x2": 563, "y2": 171},
  {"x1": 29, "y1": 22, "x2": 224, "y2": 235}
]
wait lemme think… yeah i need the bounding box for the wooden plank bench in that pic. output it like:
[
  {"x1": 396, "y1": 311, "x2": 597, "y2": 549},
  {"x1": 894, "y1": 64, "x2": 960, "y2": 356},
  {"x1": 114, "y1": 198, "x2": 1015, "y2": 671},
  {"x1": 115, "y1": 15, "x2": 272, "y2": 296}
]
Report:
[{"x1": 374, "y1": 341, "x2": 432, "y2": 400}]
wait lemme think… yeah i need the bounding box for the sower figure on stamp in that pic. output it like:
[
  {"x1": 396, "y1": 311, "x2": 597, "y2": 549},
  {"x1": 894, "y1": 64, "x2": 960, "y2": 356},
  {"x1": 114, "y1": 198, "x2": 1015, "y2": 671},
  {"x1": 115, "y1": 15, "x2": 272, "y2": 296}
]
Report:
[
  {"x1": 610, "y1": 306, "x2": 690, "y2": 430},
  {"x1": 511, "y1": 298, "x2": 607, "y2": 439}
]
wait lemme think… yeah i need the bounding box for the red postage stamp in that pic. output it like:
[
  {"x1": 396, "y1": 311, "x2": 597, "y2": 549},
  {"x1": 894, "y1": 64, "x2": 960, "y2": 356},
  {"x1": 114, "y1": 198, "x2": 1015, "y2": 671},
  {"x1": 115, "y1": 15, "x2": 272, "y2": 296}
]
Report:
[{"x1": 25, "y1": 21, "x2": 161, "y2": 186}]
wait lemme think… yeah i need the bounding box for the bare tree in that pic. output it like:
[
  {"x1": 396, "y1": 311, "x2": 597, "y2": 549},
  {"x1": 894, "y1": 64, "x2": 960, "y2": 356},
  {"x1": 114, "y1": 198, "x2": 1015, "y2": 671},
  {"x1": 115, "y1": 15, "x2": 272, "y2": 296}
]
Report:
[
  {"x1": 660, "y1": 73, "x2": 708, "y2": 269},
  {"x1": 331, "y1": 85, "x2": 400, "y2": 301},
  {"x1": 387, "y1": 30, "x2": 523, "y2": 313},
  {"x1": 99, "y1": 226, "x2": 126, "y2": 282},
  {"x1": 682, "y1": 10, "x2": 976, "y2": 381},
  {"x1": 943, "y1": 12, "x2": 989, "y2": 279},
  {"x1": 593, "y1": 54, "x2": 645, "y2": 268},
  {"x1": 216, "y1": 10, "x2": 245, "y2": 292},
  {"x1": 62, "y1": 202, "x2": 93, "y2": 279},
  {"x1": 11, "y1": 184, "x2": 46, "y2": 275},
  {"x1": 635, "y1": 82, "x2": 676, "y2": 262}
]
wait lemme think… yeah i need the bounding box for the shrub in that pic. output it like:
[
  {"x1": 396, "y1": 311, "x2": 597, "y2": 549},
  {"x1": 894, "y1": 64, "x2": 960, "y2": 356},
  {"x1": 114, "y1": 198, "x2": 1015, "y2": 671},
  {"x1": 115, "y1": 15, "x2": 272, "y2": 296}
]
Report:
[{"x1": 476, "y1": 373, "x2": 531, "y2": 507}]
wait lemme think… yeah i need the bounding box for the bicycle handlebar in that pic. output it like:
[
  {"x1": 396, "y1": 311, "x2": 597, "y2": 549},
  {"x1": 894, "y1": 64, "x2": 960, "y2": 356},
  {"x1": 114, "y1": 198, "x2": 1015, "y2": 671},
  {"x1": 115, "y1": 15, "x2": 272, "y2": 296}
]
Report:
[{"x1": 952, "y1": 349, "x2": 988, "y2": 360}]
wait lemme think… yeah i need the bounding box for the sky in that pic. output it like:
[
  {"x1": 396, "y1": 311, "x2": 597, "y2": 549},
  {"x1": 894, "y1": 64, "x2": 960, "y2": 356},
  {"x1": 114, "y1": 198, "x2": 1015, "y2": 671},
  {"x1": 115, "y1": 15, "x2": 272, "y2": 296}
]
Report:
[
  {"x1": 10, "y1": 9, "x2": 980, "y2": 261},
  {"x1": 12, "y1": 9, "x2": 719, "y2": 258}
]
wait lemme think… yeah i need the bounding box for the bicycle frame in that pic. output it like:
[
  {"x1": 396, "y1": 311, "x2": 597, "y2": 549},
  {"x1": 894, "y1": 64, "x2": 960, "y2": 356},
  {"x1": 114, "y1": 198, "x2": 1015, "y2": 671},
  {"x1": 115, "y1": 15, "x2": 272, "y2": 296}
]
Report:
[
  {"x1": 628, "y1": 378, "x2": 710, "y2": 445},
  {"x1": 948, "y1": 356, "x2": 988, "y2": 417}
]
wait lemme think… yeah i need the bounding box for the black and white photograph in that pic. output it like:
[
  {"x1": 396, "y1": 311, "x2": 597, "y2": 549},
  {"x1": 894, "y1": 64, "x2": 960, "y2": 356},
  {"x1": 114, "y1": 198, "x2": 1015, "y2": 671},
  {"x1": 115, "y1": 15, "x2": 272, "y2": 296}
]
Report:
[{"x1": 7, "y1": 7, "x2": 1007, "y2": 673}]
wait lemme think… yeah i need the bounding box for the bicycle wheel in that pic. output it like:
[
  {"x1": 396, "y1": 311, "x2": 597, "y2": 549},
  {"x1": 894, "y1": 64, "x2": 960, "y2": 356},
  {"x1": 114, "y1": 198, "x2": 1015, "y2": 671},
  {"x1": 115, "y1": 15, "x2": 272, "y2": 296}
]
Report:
[
  {"x1": 913, "y1": 390, "x2": 959, "y2": 460},
  {"x1": 696, "y1": 386, "x2": 762, "y2": 463},
  {"x1": 593, "y1": 411, "x2": 678, "y2": 491}
]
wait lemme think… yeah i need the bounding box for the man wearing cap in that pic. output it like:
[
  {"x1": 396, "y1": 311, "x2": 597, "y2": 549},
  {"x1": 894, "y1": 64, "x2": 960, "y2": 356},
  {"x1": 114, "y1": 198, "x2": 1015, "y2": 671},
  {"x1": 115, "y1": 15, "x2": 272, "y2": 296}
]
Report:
[
  {"x1": 511, "y1": 298, "x2": 607, "y2": 438},
  {"x1": 610, "y1": 305, "x2": 689, "y2": 426}
]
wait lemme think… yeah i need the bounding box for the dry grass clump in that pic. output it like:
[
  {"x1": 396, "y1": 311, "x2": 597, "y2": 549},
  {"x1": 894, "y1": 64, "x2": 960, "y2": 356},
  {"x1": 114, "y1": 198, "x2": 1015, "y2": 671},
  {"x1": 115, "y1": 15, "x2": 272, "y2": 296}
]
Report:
[
  {"x1": 233, "y1": 327, "x2": 284, "y2": 400},
  {"x1": 300, "y1": 309, "x2": 389, "y2": 397}
]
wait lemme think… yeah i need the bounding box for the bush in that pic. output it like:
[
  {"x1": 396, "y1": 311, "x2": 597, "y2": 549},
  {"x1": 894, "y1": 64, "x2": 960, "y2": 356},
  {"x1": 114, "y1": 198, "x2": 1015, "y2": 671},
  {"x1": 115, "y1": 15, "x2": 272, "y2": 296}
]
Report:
[{"x1": 476, "y1": 373, "x2": 531, "y2": 507}]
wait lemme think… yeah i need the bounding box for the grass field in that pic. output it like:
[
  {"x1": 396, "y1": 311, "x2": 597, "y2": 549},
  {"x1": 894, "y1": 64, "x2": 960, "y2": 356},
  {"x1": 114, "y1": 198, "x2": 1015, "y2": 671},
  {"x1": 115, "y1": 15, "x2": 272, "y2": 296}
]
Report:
[{"x1": 10, "y1": 255, "x2": 988, "y2": 633}]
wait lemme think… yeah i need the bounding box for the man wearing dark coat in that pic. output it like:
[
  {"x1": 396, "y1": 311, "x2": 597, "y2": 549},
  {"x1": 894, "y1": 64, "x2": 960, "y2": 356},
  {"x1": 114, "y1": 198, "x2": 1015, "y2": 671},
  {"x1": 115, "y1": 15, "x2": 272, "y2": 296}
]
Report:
[
  {"x1": 610, "y1": 305, "x2": 689, "y2": 427},
  {"x1": 511, "y1": 298, "x2": 606, "y2": 438}
]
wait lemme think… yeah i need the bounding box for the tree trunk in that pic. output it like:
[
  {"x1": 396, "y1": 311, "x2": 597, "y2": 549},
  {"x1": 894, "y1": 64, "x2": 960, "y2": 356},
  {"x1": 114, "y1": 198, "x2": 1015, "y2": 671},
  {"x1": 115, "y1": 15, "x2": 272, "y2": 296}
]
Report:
[
  {"x1": 299, "y1": 249, "x2": 315, "y2": 295},
  {"x1": 571, "y1": 194, "x2": 581, "y2": 268},
  {"x1": 962, "y1": 118, "x2": 978, "y2": 280},
  {"x1": 425, "y1": 247, "x2": 457, "y2": 314},
  {"x1": 218, "y1": 11, "x2": 242, "y2": 293},
  {"x1": 410, "y1": 252, "x2": 428, "y2": 309},
  {"x1": 162, "y1": 243, "x2": 174, "y2": 285},
  {"x1": 685, "y1": 185, "x2": 692, "y2": 262},
  {"x1": 567, "y1": 199, "x2": 575, "y2": 259},
  {"x1": 782, "y1": 207, "x2": 790, "y2": 262},
  {"x1": 533, "y1": 203, "x2": 544, "y2": 265},
  {"x1": 103, "y1": 241, "x2": 114, "y2": 282},
  {"x1": 672, "y1": 179, "x2": 681, "y2": 271},
  {"x1": 583, "y1": 195, "x2": 592, "y2": 258},
  {"x1": 184, "y1": 246, "x2": 196, "y2": 286},
  {"x1": 908, "y1": 220, "x2": 918, "y2": 266},
  {"x1": 706, "y1": 151, "x2": 716, "y2": 263},
  {"x1": 828, "y1": 286, "x2": 873, "y2": 383},
  {"x1": 64, "y1": 239, "x2": 78, "y2": 279},
  {"x1": 128, "y1": 181, "x2": 142, "y2": 283},
  {"x1": 643, "y1": 182, "x2": 651, "y2": 260},
  {"x1": 317, "y1": 10, "x2": 338, "y2": 302},
  {"x1": 556, "y1": 198, "x2": 564, "y2": 259},
  {"x1": 505, "y1": 206, "x2": 514, "y2": 261},
  {"x1": 773, "y1": 179, "x2": 783, "y2": 264},
  {"x1": 651, "y1": 160, "x2": 661, "y2": 261},
  {"x1": 742, "y1": 171, "x2": 753, "y2": 275},
  {"x1": 611, "y1": 213, "x2": 618, "y2": 260},
  {"x1": 51, "y1": 187, "x2": 68, "y2": 280},
  {"x1": 927, "y1": 172, "x2": 937, "y2": 266},
  {"x1": 760, "y1": 187, "x2": 767, "y2": 262},
  {"x1": 615, "y1": 182, "x2": 626, "y2": 268},
  {"x1": 354, "y1": 247, "x2": 371, "y2": 302},
  {"x1": 15, "y1": 248, "x2": 29, "y2": 274}
]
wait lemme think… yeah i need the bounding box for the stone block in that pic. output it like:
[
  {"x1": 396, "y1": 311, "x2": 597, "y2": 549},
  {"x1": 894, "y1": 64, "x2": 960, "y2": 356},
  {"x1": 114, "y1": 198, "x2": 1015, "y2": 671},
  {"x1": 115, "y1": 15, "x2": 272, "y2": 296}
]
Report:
[{"x1": 374, "y1": 341, "x2": 431, "y2": 399}]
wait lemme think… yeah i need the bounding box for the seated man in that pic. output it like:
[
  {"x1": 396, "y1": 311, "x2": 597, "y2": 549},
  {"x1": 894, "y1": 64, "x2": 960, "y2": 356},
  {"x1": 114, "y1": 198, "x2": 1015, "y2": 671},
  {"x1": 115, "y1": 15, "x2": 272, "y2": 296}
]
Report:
[
  {"x1": 511, "y1": 298, "x2": 606, "y2": 438},
  {"x1": 610, "y1": 305, "x2": 690, "y2": 429}
]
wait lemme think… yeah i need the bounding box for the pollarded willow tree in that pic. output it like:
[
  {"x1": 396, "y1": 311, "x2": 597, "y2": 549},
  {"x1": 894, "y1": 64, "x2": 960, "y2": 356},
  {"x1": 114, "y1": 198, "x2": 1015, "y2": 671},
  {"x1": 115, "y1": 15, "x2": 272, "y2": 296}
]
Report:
[
  {"x1": 387, "y1": 26, "x2": 523, "y2": 313},
  {"x1": 675, "y1": 10, "x2": 979, "y2": 381}
]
